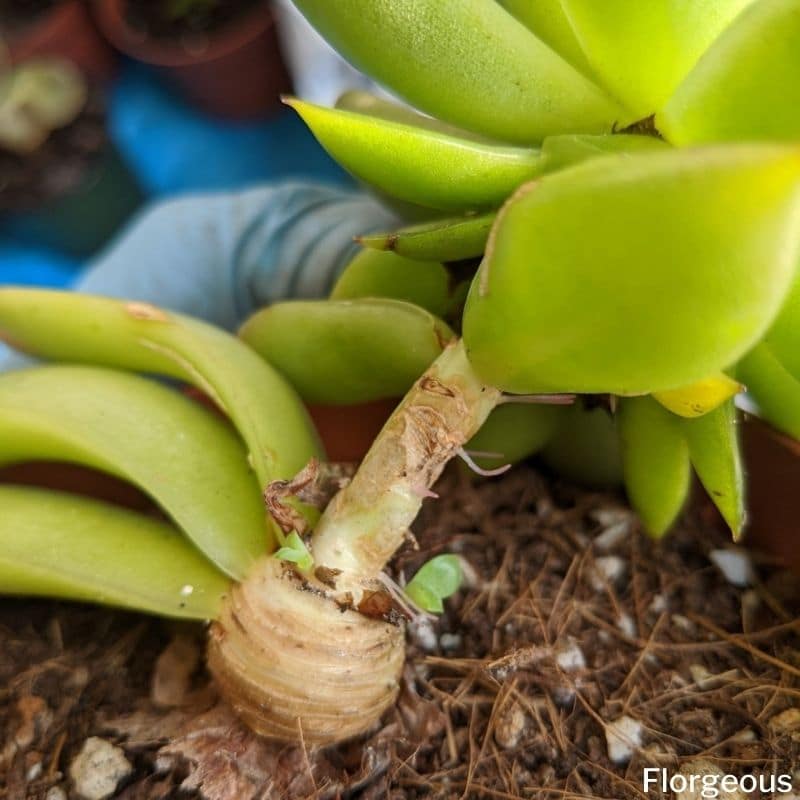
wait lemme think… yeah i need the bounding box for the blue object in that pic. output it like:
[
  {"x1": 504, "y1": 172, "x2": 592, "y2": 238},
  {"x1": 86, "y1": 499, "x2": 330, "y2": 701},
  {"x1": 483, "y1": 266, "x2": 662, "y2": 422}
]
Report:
[{"x1": 0, "y1": 63, "x2": 353, "y2": 287}]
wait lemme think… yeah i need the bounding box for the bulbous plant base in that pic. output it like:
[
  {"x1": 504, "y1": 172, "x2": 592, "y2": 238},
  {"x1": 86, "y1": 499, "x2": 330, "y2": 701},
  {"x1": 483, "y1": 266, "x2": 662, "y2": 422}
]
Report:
[{"x1": 207, "y1": 557, "x2": 405, "y2": 745}]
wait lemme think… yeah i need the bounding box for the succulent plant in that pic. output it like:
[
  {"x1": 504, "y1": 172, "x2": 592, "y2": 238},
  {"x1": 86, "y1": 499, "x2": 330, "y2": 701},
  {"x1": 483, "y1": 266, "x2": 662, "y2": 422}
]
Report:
[
  {"x1": 0, "y1": 50, "x2": 88, "y2": 155},
  {"x1": 1, "y1": 0, "x2": 800, "y2": 747}
]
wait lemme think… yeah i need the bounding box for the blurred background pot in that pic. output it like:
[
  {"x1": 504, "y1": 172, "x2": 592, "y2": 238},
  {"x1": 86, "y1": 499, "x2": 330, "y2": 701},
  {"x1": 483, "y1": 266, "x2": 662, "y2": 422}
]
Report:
[
  {"x1": 93, "y1": 0, "x2": 292, "y2": 119},
  {"x1": 742, "y1": 416, "x2": 800, "y2": 572},
  {"x1": 4, "y1": 0, "x2": 118, "y2": 83}
]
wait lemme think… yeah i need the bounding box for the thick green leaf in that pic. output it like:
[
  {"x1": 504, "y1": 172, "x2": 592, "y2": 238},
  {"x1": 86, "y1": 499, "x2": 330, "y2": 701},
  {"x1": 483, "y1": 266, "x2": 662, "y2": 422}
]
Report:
[
  {"x1": 562, "y1": 0, "x2": 755, "y2": 118},
  {"x1": 659, "y1": 0, "x2": 800, "y2": 144},
  {"x1": 618, "y1": 397, "x2": 691, "y2": 537},
  {"x1": 681, "y1": 400, "x2": 745, "y2": 538},
  {"x1": 240, "y1": 299, "x2": 453, "y2": 405},
  {"x1": 0, "y1": 366, "x2": 268, "y2": 579},
  {"x1": 539, "y1": 132, "x2": 670, "y2": 172},
  {"x1": 405, "y1": 554, "x2": 463, "y2": 613},
  {"x1": 289, "y1": 0, "x2": 625, "y2": 144},
  {"x1": 331, "y1": 249, "x2": 450, "y2": 317},
  {"x1": 358, "y1": 213, "x2": 496, "y2": 264},
  {"x1": 287, "y1": 99, "x2": 544, "y2": 212},
  {"x1": 335, "y1": 90, "x2": 494, "y2": 144},
  {"x1": 463, "y1": 145, "x2": 800, "y2": 395},
  {"x1": 496, "y1": 0, "x2": 593, "y2": 76},
  {"x1": 0, "y1": 289, "x2": 322, "y2": 495},
  {"x1": 738, "y1": 344, "x2": 800, "y2": 440},
  {"x1": 467, "y1": 403, "x2": 562, "y2": 468},
  {"x1": 0, "y1": 486, "x2": 230, "y2": 619},
  {"x1": 541, "y1": 404, "x2": 623, "y2": 489}
]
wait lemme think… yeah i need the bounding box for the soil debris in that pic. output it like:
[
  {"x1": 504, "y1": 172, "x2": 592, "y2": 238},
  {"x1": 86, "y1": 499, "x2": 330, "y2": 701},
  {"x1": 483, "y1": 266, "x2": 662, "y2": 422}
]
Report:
[{"x1": 1, "y1": 464, "x2": 798, "y2": 799}]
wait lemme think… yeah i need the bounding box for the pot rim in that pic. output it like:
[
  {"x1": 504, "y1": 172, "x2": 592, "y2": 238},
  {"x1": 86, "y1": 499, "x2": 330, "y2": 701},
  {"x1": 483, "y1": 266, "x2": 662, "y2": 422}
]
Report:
[
  {"x1": 8, "y1": 0, "x2": 88, "y2": 60},
  {"x1": 91, "y1": 0, "x2": 277, "y2": 68}
]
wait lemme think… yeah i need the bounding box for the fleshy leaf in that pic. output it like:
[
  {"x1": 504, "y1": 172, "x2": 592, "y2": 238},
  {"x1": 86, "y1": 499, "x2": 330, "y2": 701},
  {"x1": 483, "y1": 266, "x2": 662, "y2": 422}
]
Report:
[
  {"x1": 541, "y1": 403, "x2": 623, "y2": 489},
  {"x1": 681, "y1": 400, "x2": 745, "y2": 538},
  {"x1": 618, "y1": 396, "x2": 691, "y2": 537},
  {"x1": 463, "y1": 145, "x2": 800, "y2": 395},
  {"x1": 331, "y1": 249, "x2": 450, "y2": 317},
  {"x1": 358, "y1": 213, "x2": 496, "y2": 264},
  {"x1": 289, "y1": 0, "x2": 625, "y2": 144},
  {"x1": 240, "y1": 299, "x2": 453, "y2": 405},
  {"x1": 274, "y1": 532, "x2": 314, "y2": 573},
  {"x1": 405, "y1": 555, "x2": 463, "y2": 614},
  {"x1": 287, "y1": 98, "x2": 545, "y2": 212},
  {"x1": 561, "y1": 0, "x2": 755, "y2": 118},
  {"x1": 0, "y1": 486, "x2": 230, "y2": 619},
  {"x1": 737, "y1": 344, "x2": 800, "y2": 440},
  {"x1": 0, "y1": 366, "x2": 268, "y2": 579},
  {"x1": 0, "y1": 289, "x2": 322, "y2": 495},
  {"x1": 496, "y1": 0, "x2": 593, "y2": 76},
  {"x1": 466, "y1": 403, "x2": 563, "y2": 468},
  {"x1": 659, "y1": 0, "x2": 800, "y2": 144}
]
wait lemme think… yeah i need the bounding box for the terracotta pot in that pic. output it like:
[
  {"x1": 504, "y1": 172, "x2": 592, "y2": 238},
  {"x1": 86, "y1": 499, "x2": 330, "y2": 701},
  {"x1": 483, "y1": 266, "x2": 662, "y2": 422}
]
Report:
[
  {"x1": 0, "y1": 462, "x2": 152, "y2": 511},
  {"x1": 7, "y1": 0, "x2": 118, "y2": 84},
  {"x1": 92, "y1": 0, "x2": 292, "y2": 119},
  {"x1": 307, "y1": 399, "x2": 398, "y2": 464},
  {"x1": 742, "y1": 416, "x2": 800, "y2": 571}
]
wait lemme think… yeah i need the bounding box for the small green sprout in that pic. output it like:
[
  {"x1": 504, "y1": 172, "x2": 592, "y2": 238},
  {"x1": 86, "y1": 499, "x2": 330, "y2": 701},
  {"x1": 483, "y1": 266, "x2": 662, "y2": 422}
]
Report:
[
  {"x1": 274, "y1": 531, "x2": 314, "y2": 573},
  {"x1": 405, "y1": 555, "x2": 463, "y2": 614}
]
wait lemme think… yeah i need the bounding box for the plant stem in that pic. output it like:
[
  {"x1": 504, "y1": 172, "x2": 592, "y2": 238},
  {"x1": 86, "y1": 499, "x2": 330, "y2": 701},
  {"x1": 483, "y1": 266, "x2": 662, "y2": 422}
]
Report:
[{"x1": 311, "y1": 339, "x2": 501, "y2": 595}]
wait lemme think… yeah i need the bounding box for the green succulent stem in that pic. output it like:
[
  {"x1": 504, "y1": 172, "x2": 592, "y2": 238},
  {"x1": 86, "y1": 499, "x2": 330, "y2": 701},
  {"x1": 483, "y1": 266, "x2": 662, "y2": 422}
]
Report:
[{"x1": 310, "y1": 339, "x2": 501, "y2": 597}]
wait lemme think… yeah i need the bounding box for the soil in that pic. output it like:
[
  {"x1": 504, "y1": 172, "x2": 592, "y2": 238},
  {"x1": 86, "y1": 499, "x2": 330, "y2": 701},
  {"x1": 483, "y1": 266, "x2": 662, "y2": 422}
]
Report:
[
  {"x1": 124, "y1": 0, "x2": 263, "y2": 41},
  {"x1": 0, "y1": 0, "x2": 56, "y2": 34},
  {"x1": 0, "y1": 95, "x2": 106, "y2": 213},
  {"x1": 1, "y1": 464, "x2": 798, "y2": 799}
]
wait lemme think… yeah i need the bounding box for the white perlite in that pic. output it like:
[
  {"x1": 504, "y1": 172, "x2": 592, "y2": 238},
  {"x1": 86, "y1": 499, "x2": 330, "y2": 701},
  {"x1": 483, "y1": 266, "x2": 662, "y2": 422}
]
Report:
[
  {"x1": 555, "y1": 641, "x2": 586, "y2": 671},
  {"x1": 69, "y1": 737, "x2": 132, "y2": 800},
  {"x1": 591, "y1": 556, "x2": 626, "y2": 590},
  {"x1": 605, "y1": 715, "x2": 642, "y2": 764},
  {"x1": 709, "y1": 549, "x2": 753, "y2": 587}
]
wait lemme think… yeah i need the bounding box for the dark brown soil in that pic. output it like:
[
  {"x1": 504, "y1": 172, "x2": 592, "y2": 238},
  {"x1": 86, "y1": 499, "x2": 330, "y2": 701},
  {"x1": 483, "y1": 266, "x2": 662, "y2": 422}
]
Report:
[
  {"x1": 1, "y1": 465, "x2": 798, "y2": 799},
  {"x1": 0, "y1": 0, "x2": 56, "y2": 34},
  {"x1": 124, "y1": 0, "x2": 262, "y2": 41},
  {"x1": 0, "y1": 96, "x2": 106, "y2": 212}
]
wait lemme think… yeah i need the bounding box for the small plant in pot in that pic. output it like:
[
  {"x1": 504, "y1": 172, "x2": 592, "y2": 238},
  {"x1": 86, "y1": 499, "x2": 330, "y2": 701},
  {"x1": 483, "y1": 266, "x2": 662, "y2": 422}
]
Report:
[
  {"x1": 1, "y1": 0, "x2": 117, "y2": 84},
  {"x1": 0, "y1": 51, "x2": 142, "y2": 256},
  {"x1": 93, "y1": 0, "x2": 292, "y2": 118},
  {"x1": 0, "y1": 0, "x2": 800, "y2": 784}
]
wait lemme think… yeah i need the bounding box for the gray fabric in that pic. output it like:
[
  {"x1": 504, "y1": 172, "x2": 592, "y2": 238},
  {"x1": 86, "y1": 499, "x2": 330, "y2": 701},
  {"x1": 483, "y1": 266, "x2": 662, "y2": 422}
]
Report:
[{"x1": 0, "y1": 182, "x2": 395, "y2": 370}]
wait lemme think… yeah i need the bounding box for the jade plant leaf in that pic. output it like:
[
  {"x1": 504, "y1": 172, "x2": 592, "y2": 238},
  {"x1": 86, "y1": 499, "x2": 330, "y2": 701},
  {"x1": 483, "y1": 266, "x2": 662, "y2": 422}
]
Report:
[
  {"x1": 496, "y1": 0, "x2": 593, "y2": 77},
  {"x1": 658, "y1": 0, "x2": 800, "y2": 144},
  {"x1": 618, "y1": 396, "x2": 691, "y2": 537},
  {"x1": 331, "y1": 248, "x2": 451, "y2": 317},
  {"x1": 0, "y1": 486, "x2": 230, "y2": 619},
  {"x1": 561, "y1": 0, "x2": 755, "y2": 118},
  {"x1": 681, "y1": 400, "x2": 745, "y2": 538},
  {"x1": 239, "y1": 299, "x2": 454, "y2": 405},
  {"x1": 405, "y1": 554, "x2": 463, "y2": 614},
  {"x1": 541, "y1": 403, "x2": 623, "y2": 489},
  {"x1": 737, "y1": 344, "x2": 800, "y2": 441},
  {"x1": 335, "y1": 90, "x2": 494, "y2": 144},
  {"x1": 463, "y1": 145, "x2": 800, "y2": 395},
  {"x1": 286, "y1": 99, "x2": 545, "y2": 212},
  {"x1": 289, "y1": 0, "x2": 625, "y2": 144},
  {"x1": 0, "y1": 289, "x2": 322, "y2": 496},
  {"x1": 358, "y1": 213, "x2": 496, "y2": 264},
  {"x1": 0, "y1": 365, "x2": 268, "y2": 579},
  {"x1": 466, "y1": 403, "x2": 563, "y2": 469}
]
